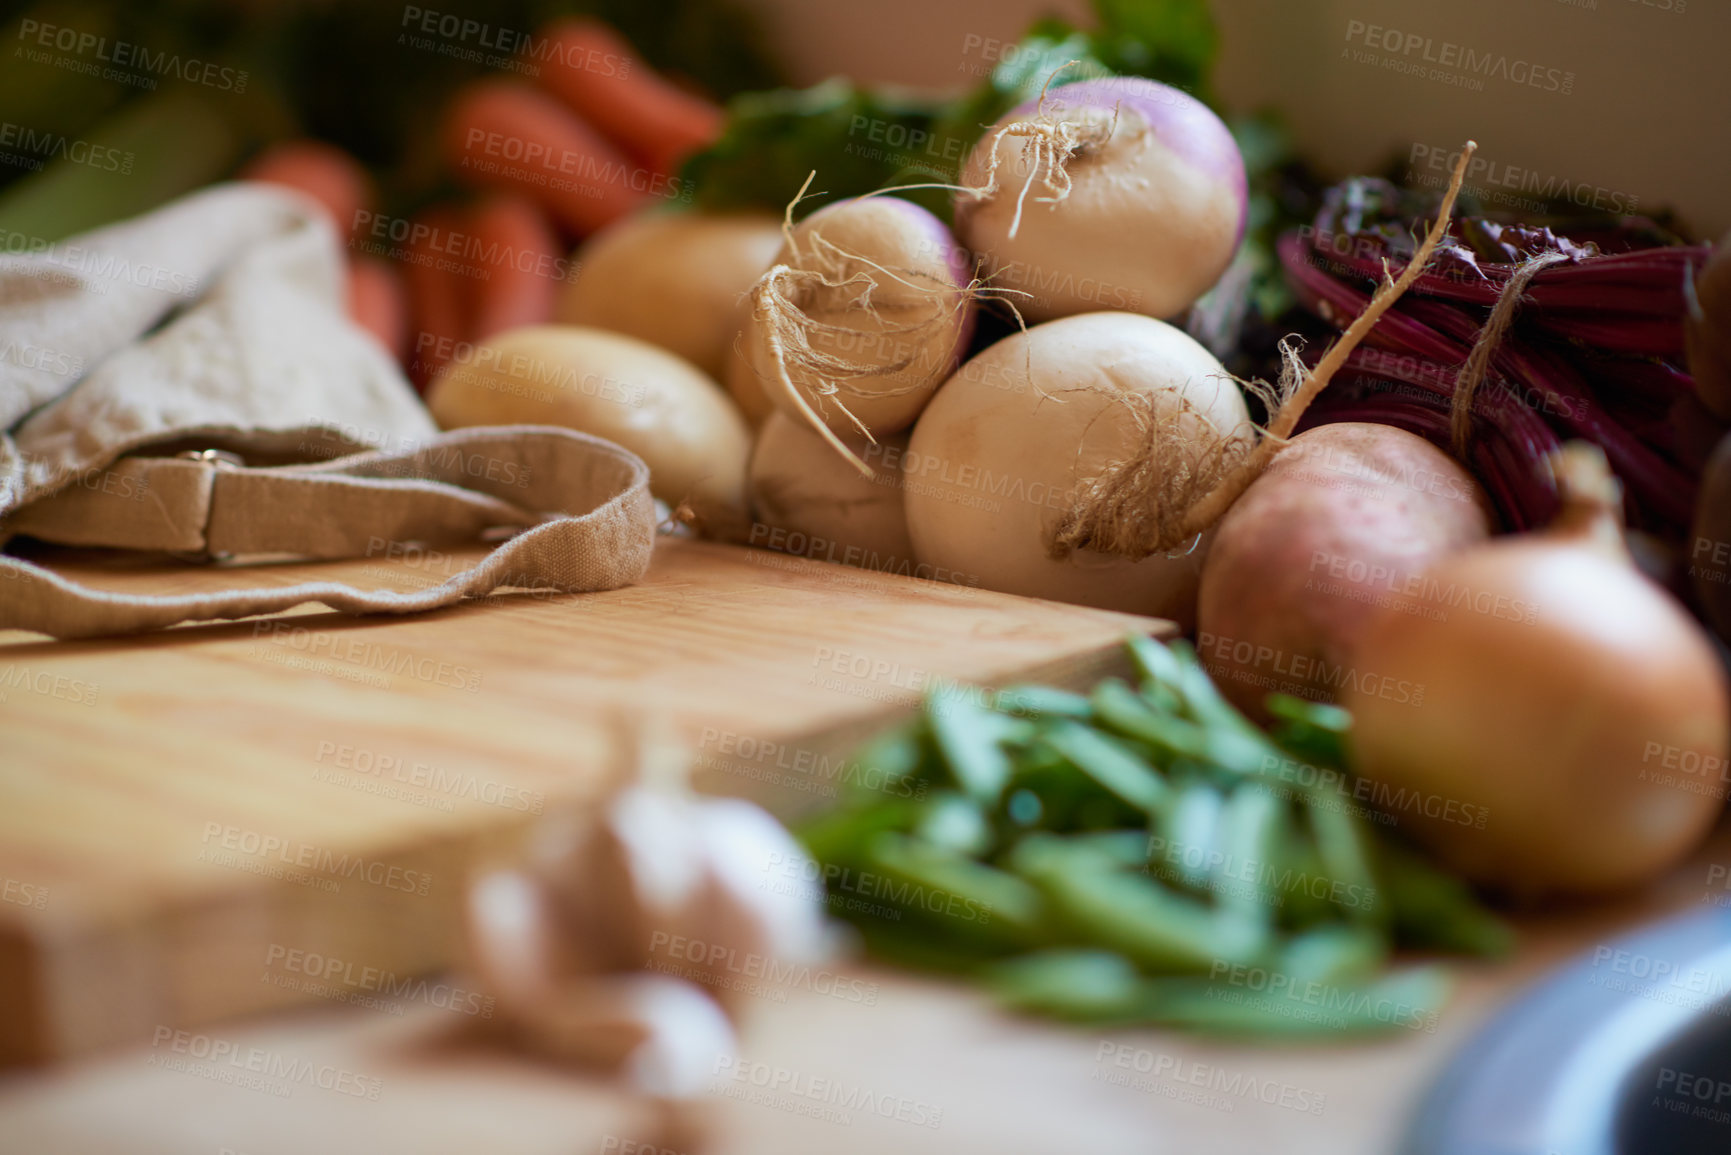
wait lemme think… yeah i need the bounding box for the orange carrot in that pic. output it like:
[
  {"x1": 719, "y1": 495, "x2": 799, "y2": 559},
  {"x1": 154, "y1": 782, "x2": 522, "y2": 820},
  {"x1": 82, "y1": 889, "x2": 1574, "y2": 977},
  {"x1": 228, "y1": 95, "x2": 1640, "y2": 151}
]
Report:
[
  {"x1": 348, "y1": 256, "x2": 410, "y2": 363},
  {"x1": 529, "y1": 19, "x2": 722, "y2": 177},
  {"x1": 442, "y1": 80, "x2": 649, "y2": 236},
  {"x1": 467, "y1": 195, "x2": 562, "y2": 340},
  {"x1": 402, "y1": 206, "x2": 472, "y2": 391},
  {"x1": 241, "y1": 140, "x2": 374, "y2": 242}
]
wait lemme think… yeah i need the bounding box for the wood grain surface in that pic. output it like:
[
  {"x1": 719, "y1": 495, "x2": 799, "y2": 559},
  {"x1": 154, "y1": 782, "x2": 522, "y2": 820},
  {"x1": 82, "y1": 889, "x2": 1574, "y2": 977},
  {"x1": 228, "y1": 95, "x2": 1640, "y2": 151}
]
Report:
[
  {"x1": 0, "y1": 826, "x2": 1725, "y2": 1155},
  {"x1": 0, "y1": 537, "x2": 1165, "y2": 1064}
]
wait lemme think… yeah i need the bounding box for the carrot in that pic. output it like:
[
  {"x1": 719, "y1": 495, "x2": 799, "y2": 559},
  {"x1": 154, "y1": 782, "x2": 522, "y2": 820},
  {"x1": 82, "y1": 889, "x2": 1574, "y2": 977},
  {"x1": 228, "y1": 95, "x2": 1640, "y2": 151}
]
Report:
[
  {"x1": 402, "y1": 206, "x2": 472, "y2": 391},
  {"x1": 467, "y1": 195, "x2": 563, "y2": 340},
  {"x1": 442, "y1": 80, "x2": 650, "y2": 236},
  {"x1": 241, "y1": 140, "x2": 374, "y2": 241},
  {"x1": 348, "y1": 256, "x2": 410, "y2": 363},
  {"x1": 528, "y1": 20, "x2": 723, "y2": 177}
]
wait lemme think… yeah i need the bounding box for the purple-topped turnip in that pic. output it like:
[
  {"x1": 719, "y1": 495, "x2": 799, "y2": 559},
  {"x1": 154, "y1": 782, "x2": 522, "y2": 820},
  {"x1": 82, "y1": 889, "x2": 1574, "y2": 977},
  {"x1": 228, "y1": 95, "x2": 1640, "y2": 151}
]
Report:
[
  {"x1": 739, "y1": 195, "x2": 975, "y2": 471},
  {"x1": 956, "y1": 76, "x2": 1246, "y2": 322}
]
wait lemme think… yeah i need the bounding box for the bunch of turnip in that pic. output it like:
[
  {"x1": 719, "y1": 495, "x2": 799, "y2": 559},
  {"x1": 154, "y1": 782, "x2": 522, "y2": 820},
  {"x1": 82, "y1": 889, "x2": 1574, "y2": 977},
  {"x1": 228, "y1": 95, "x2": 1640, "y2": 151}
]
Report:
[{"x1": 723, "y1": 78, "x2": 1474, "y2": 624}]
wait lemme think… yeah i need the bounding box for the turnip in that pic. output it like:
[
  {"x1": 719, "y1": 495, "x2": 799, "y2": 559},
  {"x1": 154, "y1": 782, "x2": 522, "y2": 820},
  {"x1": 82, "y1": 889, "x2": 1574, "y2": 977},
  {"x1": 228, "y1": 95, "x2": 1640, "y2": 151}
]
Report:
[
  {"x1": 556, "y1": 210, "x2": 784, "y2": 399},
  {"x1": 903, "y1": 145, "x2": 1480, "y2": 622},
  {"x1": 748, "y1": 412, "x2": 914, "y2": 570},
  {"x1": 1345, "y1": 445, "x2": 1728, "y2": 896},
  {"x1": 955, "y1": 76, "x2": 1246, "y2": 323},
  {"x1": 903, "y1": 312, "x2": 1252, "y2": 621},
  {"x1": 1196, "y1": 424, "x2": 1493, "y2": 718},
  {"x1": 739, "y1": 194, "x2": 975, "y2": 466}
]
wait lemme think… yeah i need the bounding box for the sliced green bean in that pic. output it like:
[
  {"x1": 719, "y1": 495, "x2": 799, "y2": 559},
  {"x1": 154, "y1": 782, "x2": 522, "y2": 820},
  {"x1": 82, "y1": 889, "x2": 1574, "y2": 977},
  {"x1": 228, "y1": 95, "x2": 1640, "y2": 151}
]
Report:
[
  {"x1": 1134, "y1": 966, "x2": 1450, "y2": 1038},
  {"x1": 986, "y1": 949, "x2": 1143, "y2": 1022},
  {"x1": 868, "y1": 831, "x2": 1046, "y2": 939},
  {"x1": 1012, "y1": 836, "x2": 1266, "y2": 972},
  {"x1": 1378, "y1": 840, "x2": 1514, "y2": 958},
  {"x1": 995, "y1": 684, "x2": 1093, "y2": 720},
  {"x1": 1042, "y1": 721, "x2": 1168, "y2": 814},
  {"x1": 927, "y1": 694, "x2": 1018, "y2": 806},
  {"x1": 1158, "y1": 782, "x2": 1225, "y2": 891},
  {"x1": 1305, "y1": 791, "x2": 1381, "y2": 923},
  {"x1": 1213, "y1": 784, "x2": 1285, "y2": 922},
  {"x1": 916, "y1": 791, "x2": 993, "y2": 857}
]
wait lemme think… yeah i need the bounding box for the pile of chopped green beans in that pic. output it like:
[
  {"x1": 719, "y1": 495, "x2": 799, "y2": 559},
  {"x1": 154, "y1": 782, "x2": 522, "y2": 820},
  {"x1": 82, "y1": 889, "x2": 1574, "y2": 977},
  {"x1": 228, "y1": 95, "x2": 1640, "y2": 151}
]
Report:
[{"x1": 798, "y1": 635, "x2": 1511, "y2": 1037}]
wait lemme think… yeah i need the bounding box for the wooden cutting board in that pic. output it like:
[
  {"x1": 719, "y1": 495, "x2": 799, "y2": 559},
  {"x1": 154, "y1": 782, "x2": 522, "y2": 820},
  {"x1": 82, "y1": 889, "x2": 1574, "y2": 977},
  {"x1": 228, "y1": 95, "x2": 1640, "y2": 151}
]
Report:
[
  {"x1": 0, "y1": 537, "x2": 1165, "y2": 1066},
  {"x1": 1, "y1": 828, "x2": 1724, "y2": 1155}
]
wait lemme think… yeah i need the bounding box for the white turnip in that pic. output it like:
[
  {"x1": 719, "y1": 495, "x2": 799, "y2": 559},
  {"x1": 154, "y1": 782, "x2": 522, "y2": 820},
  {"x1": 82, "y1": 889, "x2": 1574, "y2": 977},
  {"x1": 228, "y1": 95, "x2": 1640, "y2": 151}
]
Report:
[
  {"x1": 956, "y1": 76, "x2": 1246, "y2": 323},
  {"x1": 748, "y1": 412, "x2": 914, "y2": 571},
  {"x1": 902, "y1": 311, "x2": 1252, "y2": 622},
  {"x1": 739, "y1": 195, "x2": 975, "y2": 463}
]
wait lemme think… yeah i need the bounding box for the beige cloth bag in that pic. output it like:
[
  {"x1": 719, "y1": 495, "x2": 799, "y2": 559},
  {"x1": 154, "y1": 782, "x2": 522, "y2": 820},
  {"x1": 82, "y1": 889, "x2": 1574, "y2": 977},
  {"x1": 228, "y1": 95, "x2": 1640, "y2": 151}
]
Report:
[{"x1": 0, "y1": 184, "x2": 655, "y2": 639}]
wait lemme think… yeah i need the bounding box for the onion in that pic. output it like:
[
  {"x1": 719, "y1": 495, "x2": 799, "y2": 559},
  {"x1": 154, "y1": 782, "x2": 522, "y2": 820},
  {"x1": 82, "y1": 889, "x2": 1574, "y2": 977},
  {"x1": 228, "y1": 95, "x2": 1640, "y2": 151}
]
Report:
[{"x1": 1344, "y1": 444, "x2": 1728, "y2": 896}]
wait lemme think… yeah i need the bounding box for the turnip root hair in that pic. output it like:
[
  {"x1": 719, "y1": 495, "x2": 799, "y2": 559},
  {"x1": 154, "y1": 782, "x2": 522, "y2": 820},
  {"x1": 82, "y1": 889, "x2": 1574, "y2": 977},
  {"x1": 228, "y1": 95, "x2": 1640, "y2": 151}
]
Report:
[{"x1": 1054, "y1": 141, "x2": 1479, "y2": 561}]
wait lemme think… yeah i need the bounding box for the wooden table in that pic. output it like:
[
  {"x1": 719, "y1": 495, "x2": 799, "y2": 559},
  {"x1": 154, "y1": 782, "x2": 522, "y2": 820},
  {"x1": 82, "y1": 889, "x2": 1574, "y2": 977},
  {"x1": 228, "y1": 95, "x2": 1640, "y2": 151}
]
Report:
[
  {"x1": 0, "y1": 537, "x2": 1157, "y2": 1063},
  {"x1": 2, "y1": 535, "x2": 1723, "y2": 1153}
]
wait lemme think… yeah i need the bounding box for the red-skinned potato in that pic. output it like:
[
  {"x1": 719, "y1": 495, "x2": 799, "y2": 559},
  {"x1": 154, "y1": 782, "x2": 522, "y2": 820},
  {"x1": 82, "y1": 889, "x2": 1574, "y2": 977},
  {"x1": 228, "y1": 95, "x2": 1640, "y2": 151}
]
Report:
[{"x1": 1196, "y1": 423, "x2": 1492, "y2": 718}]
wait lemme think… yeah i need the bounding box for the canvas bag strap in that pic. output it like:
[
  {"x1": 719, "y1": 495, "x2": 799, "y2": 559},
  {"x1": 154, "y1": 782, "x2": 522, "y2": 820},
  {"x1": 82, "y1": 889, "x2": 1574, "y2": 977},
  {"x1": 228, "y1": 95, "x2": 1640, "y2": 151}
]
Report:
[{"x1": 0, "y1": 426, "x2": 656, "y2": 639}]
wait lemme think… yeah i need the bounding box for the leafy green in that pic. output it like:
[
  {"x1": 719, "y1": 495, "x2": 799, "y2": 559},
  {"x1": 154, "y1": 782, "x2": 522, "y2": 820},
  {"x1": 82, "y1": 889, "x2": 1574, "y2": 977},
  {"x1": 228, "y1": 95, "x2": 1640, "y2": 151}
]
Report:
[{"x1": 681, "y1": 0, "x2": 1221, "y2": 222}]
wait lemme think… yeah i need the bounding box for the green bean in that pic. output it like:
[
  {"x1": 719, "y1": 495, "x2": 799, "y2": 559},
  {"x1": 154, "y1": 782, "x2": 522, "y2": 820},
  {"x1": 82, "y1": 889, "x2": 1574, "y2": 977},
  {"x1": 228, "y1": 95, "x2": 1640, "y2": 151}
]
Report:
[
  {"x1": 868, "y1": 832, "x2": 1046, "y2": 940},
  {"x1": 1041, "y1": 721, "x2": 1168, "y2": 814},
  {"x1": 1012, "y1": 836, "x2": 1266, "y2": 972},
  {"x1": 995, "y1": 684, "x2": 1094, "y2": 720},
  {"x1": 1135, "y1": 967, "x2": 1451, "y2": 1038},
  {"x1": 1213, "y1": 785, "x2": 1285, "y2": 922},
  {"x1": 1158, "y1": 783, "x2": 1225, "y2": 891},
  {"x1": 926, "y1": 694, "x2": 1018, "y2": 805},
  {"x1": 1304, "y1": 792, "x2": 1382, "y2": 923},
  {"x1": 986, "y1": 950, "x2": 1143, "y2": 1022}
]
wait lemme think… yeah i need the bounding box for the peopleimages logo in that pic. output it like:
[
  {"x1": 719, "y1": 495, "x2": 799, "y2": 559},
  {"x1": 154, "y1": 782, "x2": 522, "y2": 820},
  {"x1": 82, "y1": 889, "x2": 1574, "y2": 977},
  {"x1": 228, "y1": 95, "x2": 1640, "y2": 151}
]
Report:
[{"x1": 1342, "y1": 19, "x2": 1575, "y2": 95}]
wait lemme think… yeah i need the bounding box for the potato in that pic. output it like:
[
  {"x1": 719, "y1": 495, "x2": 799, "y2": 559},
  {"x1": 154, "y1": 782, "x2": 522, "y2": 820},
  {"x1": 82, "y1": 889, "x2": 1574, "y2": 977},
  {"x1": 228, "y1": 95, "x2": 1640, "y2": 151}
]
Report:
[
  {"x1": 426, "y1": 325, "x2": 751, "y2": 531},
  {"x1": 556, "y1": 210, "x2": 784, "y2": 392},
  {"x1": 1196, "y1": 423, "x2": 1492, "y2": 718},
  {"x1": 748, "y1": 412, "x2": 913, "y2": 569}
]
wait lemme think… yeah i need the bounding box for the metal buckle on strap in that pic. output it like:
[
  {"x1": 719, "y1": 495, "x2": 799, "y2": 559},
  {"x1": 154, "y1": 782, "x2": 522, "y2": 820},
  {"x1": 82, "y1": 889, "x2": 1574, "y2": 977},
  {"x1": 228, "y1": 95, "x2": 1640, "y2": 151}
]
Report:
[
  {"x1": 168, "y1": 449, "x2": 245, "y2": 562},
  {"x1": 178, "y1": 448, "x2": 245, "y2": 470}
]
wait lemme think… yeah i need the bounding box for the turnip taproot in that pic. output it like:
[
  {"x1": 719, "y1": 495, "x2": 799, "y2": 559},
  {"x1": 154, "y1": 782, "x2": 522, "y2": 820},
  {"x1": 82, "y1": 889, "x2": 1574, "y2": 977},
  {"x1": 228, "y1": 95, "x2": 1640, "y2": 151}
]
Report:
[
  {"x1": 1345, "y1": 445, "x2": 1728, "y2": 896},
  {"x1": 956, "y1": 76, "x2": 1246, "y2": 323},
  {"x1": 903, "y1": 312, "x2": 1251, "y2": 621},
  {"x1": 748, "y1": 412, "x2": 913, "y2": 570},
  {"x1": 427, "y1": 325, "x2": 751, "y2": 533},
  {"x1": 740, "y1": 195, "x2": 974, "y2": 461},
  {"x1": 1196, "y1": 424, "x2": 1492, "y2": 717}
]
